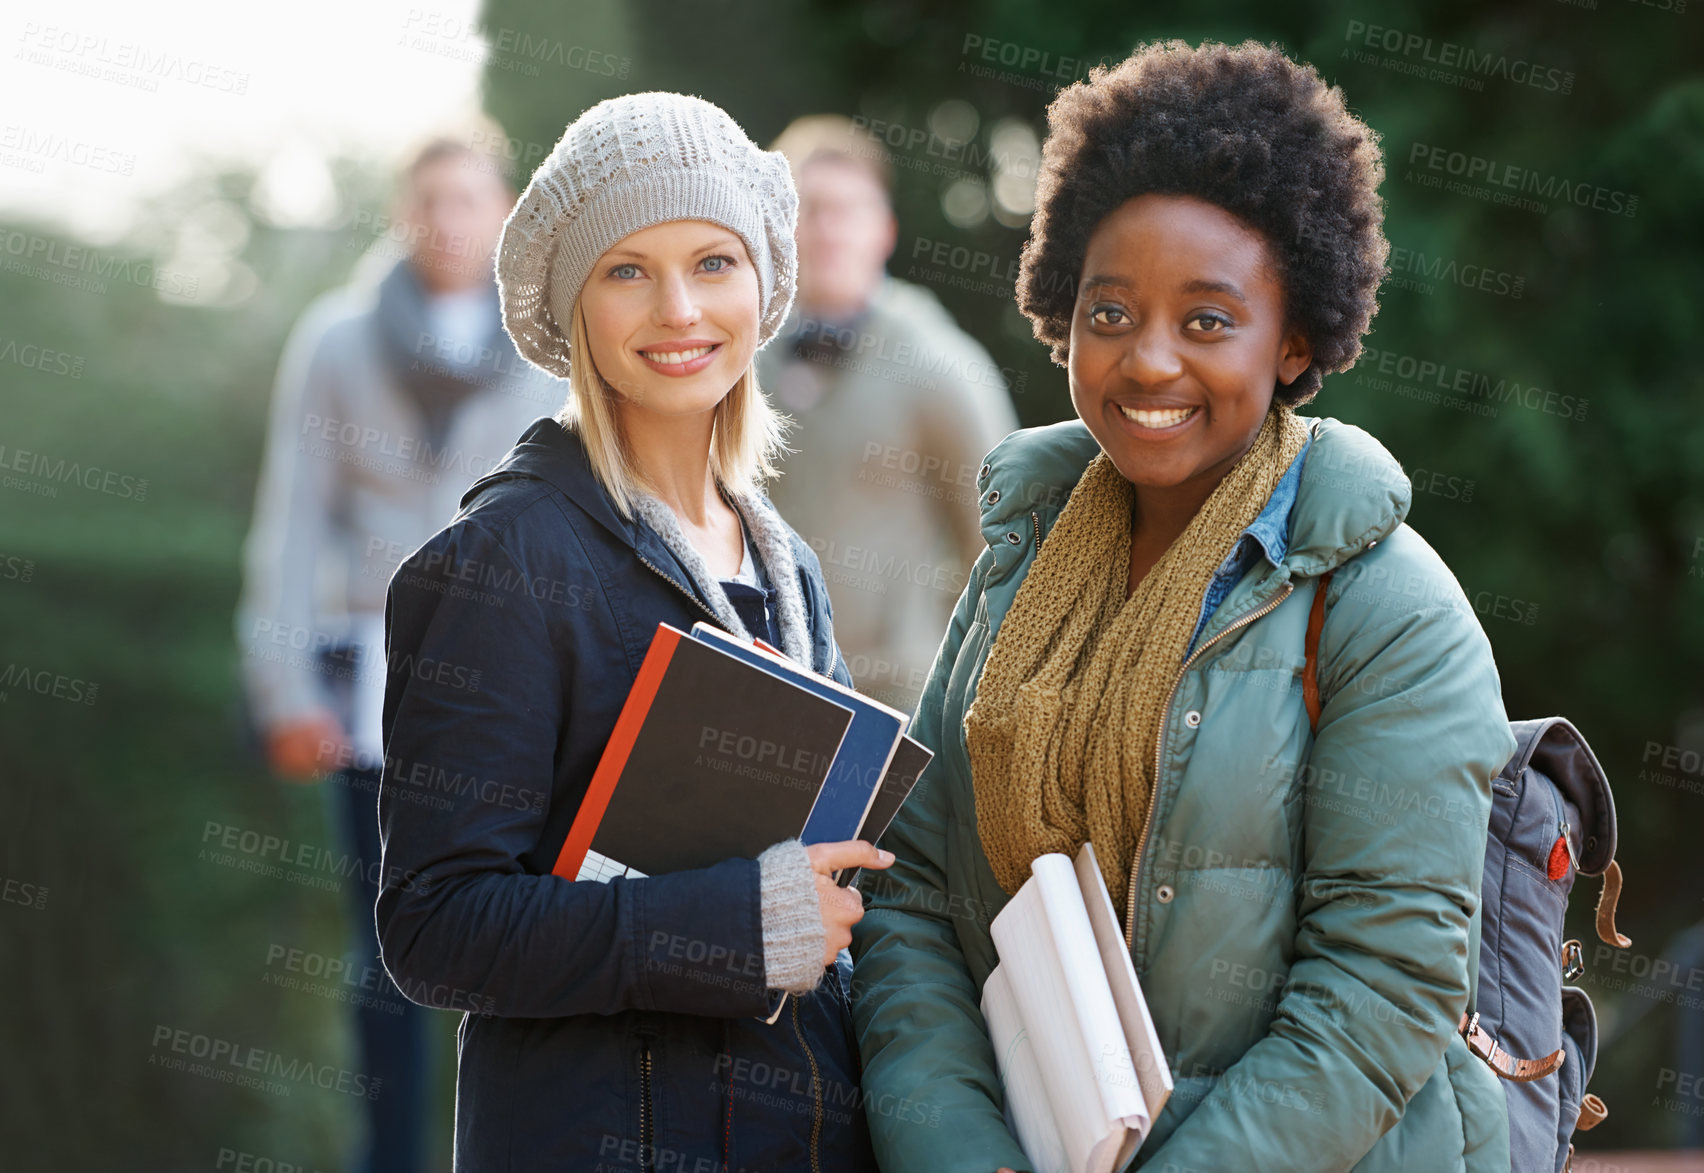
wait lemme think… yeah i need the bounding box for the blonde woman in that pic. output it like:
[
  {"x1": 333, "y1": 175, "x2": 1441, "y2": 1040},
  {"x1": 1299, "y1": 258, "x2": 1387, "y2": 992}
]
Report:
[{"x1": 375, "y1": 92, "x2": 884, "y2": 1172}]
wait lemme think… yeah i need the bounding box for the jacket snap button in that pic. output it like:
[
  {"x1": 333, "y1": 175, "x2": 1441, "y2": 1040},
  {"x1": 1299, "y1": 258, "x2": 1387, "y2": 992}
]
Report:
[
  {"x1": 980, "y1": 462, "x2": 991, "y2": 480},
  {"x1": 1183, "y1": 709, "x2": 1202, "y2": 728},
  {"x1": 1006, "y1": 531, "x2": 1022, "y2": 545},
  {"x1": 986, "y1": 489, "x2": 1001, "y2": 504},
  {"x1": 1156, "y1": 884, "x2": 1175, "y2": 904}
]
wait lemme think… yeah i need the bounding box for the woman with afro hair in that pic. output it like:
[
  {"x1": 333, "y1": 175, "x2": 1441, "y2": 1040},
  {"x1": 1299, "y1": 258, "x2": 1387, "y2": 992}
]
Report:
[{"x1": 850, "y1": 39, "x2": 1518, "y2": 1173}]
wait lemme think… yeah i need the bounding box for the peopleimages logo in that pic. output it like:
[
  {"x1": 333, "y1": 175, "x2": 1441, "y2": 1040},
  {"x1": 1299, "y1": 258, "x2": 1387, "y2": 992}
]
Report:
[
  {"x1": 0, "y1": 230, "x2": 200, "y2": 296},
  {"x1": 0, "y1": 125, "x2": 137, "y2": 175},
  {"x1": 149, "y1": 1024, "x2": 380, "y2": 1100},
  {"x1": 1386, "y1": 245, "x2": 1525, "y2": 300},
  {"x1": 0, "y1": 662, "x2": 99, "y2": 704},
  {"x1": 1343, "y1": 21, "x2": 1575, "y2": 94},
  {"x1": 850, "y1": 115, "x2": 1036, "y2": 179},
  {"x1": 1354, "y1": 346, "x2": 1588, "y2": 422},
  {"x1": 1406, "y1": 142, "x2": 1638, "y2": 218},
  {"x1": 0, "y1": 443, "x2": 149, "y2": 500},
  {"x1": 15, "y1": 22, "x2": 252, "y2": 94}
]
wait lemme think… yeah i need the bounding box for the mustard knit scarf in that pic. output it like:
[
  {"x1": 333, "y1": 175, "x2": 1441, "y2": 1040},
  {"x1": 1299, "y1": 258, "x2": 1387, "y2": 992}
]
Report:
[{"x1": 964, "y1": 405, "x2": 1310, "y2": 907}]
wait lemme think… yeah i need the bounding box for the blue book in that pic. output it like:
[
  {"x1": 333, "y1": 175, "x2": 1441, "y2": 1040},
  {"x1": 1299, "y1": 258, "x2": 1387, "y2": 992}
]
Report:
[{"x1": 689, "y1": 623, "x2": 906, "y2": 847}]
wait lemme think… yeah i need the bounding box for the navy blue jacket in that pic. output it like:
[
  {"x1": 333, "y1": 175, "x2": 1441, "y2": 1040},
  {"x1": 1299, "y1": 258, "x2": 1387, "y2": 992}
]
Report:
[{"x1": 376, "y1": 416, "x2": 876, "y2": 1172}]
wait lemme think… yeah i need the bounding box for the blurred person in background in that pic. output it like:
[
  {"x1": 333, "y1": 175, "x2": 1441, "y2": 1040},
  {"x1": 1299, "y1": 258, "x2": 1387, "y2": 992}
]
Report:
[
  {"x1": 759, "y1": 115, "x2": 1017, "y2": 715},
  {"x1": 233, "y1": 120, "x2": 550, "y2": 1173}
]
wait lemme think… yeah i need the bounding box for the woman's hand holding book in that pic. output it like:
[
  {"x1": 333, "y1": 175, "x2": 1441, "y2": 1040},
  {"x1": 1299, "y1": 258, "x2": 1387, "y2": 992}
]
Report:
[{"x1": 807, "y1": 840, "x2": 892, "y2": 966}]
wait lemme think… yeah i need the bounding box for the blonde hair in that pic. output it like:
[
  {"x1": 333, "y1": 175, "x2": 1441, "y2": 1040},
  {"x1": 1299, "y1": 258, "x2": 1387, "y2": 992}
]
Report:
[{"x1": 555, "y1": 302, "x2": 790, "y2": 518}]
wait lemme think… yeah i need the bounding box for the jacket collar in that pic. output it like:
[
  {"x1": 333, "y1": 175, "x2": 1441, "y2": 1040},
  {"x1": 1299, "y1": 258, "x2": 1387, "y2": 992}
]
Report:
[
  {"x1": 974, "y1": 414, "x2": 1409, "y2": 579},
  {"x1": 974, "y1": 419, "x2": 1102, "y2": 576},
  {"x1": 1282, "y1": 416, "x2": 1411, "y2": 576},
  {"x1": 1240, "y1": 434, "x2": 1308, "y2": 570},
  {"x1": 461, "y1": 415, "x2": 634, "y2": 543},
  {"x1": 461, "y1": 416, "x2": 822, "y2": 668},
  {"x1": 458, "y1": 417, "x2": 721, "y2": 612}
]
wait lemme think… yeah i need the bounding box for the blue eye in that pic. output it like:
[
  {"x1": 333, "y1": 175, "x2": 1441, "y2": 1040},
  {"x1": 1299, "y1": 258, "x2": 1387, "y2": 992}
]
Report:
[
  {"x1": 609, "y1": 263, "x2": 640, "y2": 280},
  {"x1": 700, "y1": 254, "x2": 737, "y2": 273}
]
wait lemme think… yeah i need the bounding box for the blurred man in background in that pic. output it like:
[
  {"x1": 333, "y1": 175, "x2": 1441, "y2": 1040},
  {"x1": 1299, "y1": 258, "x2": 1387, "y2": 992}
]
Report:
[
  {"x1": 234, "y1": 122, "x2": 550, "y2": 1173},
  {"x1": 761, "y1": 116, "x2": 1017, "y2": 714}
]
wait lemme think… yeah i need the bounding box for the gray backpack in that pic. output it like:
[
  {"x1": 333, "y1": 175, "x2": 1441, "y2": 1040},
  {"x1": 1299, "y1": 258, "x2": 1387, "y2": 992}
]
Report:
[{"x1": 1305, "y1": 572, "x2": 1630, "y2": 1172}]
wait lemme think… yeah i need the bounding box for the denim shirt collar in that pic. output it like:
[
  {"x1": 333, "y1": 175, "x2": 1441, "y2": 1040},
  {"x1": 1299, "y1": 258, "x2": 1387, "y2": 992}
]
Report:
[{"x1": 1186, "y1": 432, "x2": 1312, "y2": 656}]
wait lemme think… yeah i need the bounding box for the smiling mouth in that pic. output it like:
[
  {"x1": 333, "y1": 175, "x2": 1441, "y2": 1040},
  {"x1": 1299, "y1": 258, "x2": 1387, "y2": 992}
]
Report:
[
  {"x1": 637, "y1": 344, "x2": 719, "y2": 365},
  {"x1": 1118, "y1": 404, "x2": 1199, "y2": 429}
]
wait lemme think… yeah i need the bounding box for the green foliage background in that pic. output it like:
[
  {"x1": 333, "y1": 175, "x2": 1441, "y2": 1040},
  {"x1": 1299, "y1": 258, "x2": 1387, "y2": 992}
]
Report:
[{"x1": 1, "y1": 0, "x2": 1699, "y2": 1166}]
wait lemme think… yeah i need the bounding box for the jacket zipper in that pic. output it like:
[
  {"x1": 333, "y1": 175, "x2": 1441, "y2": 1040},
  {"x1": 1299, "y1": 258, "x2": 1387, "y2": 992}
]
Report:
[
  {"x1": 1031, "y1": 510, "x2": 1043, "y2": 551},
  {"x1": 641, "y1": 549, "x2": 830, "y2": 677},
  {"x1": 1122, "y1": 581, "x2": 1298, "y2": 952},
  {"x1": 788, "y1": 996, "x2": 824, "y2": 1173},
  {"x1": 638, "y1": 1039, "x2": 655, "y2": 1171},
  {"x1": 635, "y1": 552, "x2": 728, "y2": 630}
]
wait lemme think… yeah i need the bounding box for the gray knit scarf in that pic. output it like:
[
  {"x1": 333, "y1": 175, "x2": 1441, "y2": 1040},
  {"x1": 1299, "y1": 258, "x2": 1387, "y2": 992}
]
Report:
[
  {"x1": 373, "y1": 258, "x2": 519, "y2": 451},
  {"x1": 630, "y1": 489, "x2": 814, "y2": 669}
]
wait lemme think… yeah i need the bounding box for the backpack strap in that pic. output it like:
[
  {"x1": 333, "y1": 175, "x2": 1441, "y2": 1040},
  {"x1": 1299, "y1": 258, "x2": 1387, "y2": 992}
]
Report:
[
  {"x1": 1457, "y1": 1011, "x2": 1567, "y2": 1081},
  {"x1": 1304, "y1": 569, "x2": 1335, "y2": 732},
  {"x1": 1307, "y1": 567, "x2": 1573, "y2": 1085}
]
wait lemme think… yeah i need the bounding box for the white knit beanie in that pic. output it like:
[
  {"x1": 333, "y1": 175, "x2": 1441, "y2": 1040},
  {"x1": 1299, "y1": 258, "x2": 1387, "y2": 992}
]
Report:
[{"x1": 496, "y1": 92, "x2": 799, "y2": 380}]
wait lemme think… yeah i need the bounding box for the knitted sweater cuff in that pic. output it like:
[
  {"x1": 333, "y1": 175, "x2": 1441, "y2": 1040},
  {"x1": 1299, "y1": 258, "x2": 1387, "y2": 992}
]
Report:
[{"x1": 758, "y1": 839, "x2": 825, "y2": 994}]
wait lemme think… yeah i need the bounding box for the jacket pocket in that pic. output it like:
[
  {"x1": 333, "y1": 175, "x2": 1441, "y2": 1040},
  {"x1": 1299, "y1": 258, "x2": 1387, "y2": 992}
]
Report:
[{"x1": 1555, "y1": 987, "x2": 1599, "y2": 1169}]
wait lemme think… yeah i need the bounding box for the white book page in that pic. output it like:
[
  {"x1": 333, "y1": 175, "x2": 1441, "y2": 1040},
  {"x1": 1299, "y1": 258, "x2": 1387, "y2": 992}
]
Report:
[
  {"x1": 574, "y1": 850, "x2": 647, "y2": 884},
  {"x1": 981, "y1": 963, "x2": 1070, "y2": 1173},
  {"x1": 1073, "y1": 843, "x2": 1172, "y2": 1166},
  {"x1": 988, "y1": 854, "x2": 1147, "y2": 1173}
]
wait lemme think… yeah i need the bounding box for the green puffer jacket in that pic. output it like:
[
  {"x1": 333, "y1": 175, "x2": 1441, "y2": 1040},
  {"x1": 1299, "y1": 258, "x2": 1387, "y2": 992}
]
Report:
[{"x1": 850, "y1": 415, "x2": 1519, "y2": 1173}]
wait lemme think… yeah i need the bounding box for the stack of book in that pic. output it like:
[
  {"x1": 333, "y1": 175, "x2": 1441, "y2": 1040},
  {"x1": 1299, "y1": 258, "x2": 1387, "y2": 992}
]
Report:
[
  {"x1": 981, "y1": 841, "x2": 1173, "y2": 1173},
  {"x1": 554, "y1": 621, "x2": 931, "y2": 887}
]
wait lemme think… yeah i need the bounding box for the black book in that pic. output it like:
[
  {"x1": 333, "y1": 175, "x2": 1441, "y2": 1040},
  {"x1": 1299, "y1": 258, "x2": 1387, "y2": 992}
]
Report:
[{"x1": 553, "y1": 623, "x2": 855, "y2": 882}]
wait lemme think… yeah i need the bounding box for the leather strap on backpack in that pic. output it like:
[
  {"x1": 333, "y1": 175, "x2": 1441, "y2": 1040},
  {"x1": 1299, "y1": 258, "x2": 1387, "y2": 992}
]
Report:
[
  {"x1": 1595, "y1": 859, "x2": 1631, "y2": 948},
  {"x1": 1457, "y1": 1011, "x2": 1567, "y2": 1081},
  {"x1": 1304, "y1": 569, "x2": 1335, "y2": 732}
]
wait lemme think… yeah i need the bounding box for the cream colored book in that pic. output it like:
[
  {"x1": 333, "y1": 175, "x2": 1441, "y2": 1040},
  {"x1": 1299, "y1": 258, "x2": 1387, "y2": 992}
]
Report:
[{"x1": 981, "y1": 842, "x2": 1173, "y2": 1173}]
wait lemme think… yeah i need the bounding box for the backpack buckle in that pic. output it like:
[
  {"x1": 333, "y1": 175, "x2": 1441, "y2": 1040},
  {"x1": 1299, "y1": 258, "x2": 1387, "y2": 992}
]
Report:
[
  {"x1": 1461, "y1": 1012, "x2": 1502, "y2": 1068},
  {"x1": 1459, "y1": 1010, "x2": 1567, "y2": 1081}
]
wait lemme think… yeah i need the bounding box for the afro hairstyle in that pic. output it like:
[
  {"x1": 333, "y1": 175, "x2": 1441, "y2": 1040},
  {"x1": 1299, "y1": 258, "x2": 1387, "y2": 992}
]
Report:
[{"x1": 1016, "y1": 39, "x2": 1391, "y2": 406}]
